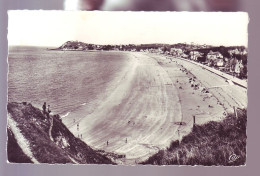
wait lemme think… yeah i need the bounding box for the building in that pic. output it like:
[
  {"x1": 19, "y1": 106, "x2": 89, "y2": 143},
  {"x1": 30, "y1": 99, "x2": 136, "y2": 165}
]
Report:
[
  {"x1": 189, "y1": 51, "x2": 203, "y2": 61},
  {"x1": 206, "y1": 51, "x2": 224, "y2": 66},
  {"x1": 206, "y1": 51, "x2": 223, "y2": 60}
]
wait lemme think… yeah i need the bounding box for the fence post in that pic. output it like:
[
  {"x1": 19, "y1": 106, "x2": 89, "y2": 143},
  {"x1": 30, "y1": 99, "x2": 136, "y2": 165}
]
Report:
[{"x1": 233, "y1": 106, "x2": 238, "y2": 118}]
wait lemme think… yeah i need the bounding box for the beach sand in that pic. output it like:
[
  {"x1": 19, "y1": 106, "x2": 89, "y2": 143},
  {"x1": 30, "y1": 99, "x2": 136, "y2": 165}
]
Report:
[{"x1": 63, "y1": 52, "x2": 247, "y2": 165}]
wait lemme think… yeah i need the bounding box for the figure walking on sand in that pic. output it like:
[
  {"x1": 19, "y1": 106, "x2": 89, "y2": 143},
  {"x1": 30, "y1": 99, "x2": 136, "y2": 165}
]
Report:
[{"x1": 42, "y1": 102, "x2": 46, "y2": 114}]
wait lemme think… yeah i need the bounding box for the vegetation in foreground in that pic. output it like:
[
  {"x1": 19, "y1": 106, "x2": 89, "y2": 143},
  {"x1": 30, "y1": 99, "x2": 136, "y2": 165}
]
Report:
[
  {"x1": 142, "y1": 109, "x2": 247, "y2": 166},
  {"x1": 7, "y1": 102, "x2": 114, "y2": 164}
]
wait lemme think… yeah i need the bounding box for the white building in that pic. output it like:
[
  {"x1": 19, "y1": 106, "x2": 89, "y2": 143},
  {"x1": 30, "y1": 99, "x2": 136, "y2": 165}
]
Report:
[{"x1": 190, "y1": 51, "x2": 202, "y2": 60}]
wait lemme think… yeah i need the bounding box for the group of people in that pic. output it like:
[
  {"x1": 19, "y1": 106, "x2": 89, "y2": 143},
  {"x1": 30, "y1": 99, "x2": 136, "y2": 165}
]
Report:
[{"x1": 42, "y1": 102, "x2": 51, "y2": 118}]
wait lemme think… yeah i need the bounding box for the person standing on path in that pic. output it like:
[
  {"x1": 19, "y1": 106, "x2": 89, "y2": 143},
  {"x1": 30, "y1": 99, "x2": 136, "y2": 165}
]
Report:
[
  {"x1": 42, "y1": 102, "x2": 46, "y2": 114},
  {"x1": 47, "y1": 105, "x2": 51, "y2": 119}
]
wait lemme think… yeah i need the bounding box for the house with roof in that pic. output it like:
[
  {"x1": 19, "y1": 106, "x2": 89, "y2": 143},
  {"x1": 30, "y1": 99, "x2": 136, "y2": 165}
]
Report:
[
  {"x1": 189, "y1": 51, "x2": 203, "y2": 61},
  {"x1": 206, "y1": 51, "x2": 224, "y2": 67},
  {"x1": 207, "y1": 51, "x2": 223, "y2": 60}
]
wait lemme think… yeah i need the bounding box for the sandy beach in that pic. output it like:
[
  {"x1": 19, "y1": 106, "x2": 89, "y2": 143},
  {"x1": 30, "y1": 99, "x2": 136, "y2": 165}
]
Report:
[{"x1": 63, "y1": 52, "x2": 247, "y2": 164}]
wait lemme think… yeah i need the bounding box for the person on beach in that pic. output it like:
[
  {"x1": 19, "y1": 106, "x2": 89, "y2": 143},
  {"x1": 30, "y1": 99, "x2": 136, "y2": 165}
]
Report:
[
  {"x1": 107, "y1": 141, "x2": 109, "y2": 146},
  {"x1": 77, "y1": 123, "x2": 79, "y2": 131},
  {"x1": 42, "y1": 102, "x2": 46, "y2": 114},
  {"x1": 47, "y1": 105, "x2": 51, "y2": 119}
]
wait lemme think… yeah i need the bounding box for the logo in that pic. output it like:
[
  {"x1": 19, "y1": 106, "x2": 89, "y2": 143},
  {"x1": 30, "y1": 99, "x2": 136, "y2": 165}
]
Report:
[{"x1": 229, "y1": 154, "x2": 240, "y2": 163}]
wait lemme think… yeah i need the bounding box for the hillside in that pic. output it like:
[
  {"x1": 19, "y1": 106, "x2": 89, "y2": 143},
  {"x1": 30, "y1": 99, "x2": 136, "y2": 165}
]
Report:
[
  {"x1": 56, "y1": 41, "x2": 89, "y2": 50},
  {"x1": 141, "y1": 109, "x2": 247, "y2": 166},
  {"x1": 7, "y1": 102, "x2": 114, "y2": 164}
]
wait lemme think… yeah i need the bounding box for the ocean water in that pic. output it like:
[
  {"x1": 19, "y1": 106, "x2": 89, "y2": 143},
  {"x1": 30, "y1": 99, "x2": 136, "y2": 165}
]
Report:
[{"x1": 8, "y1": 46, "x2": 129, "y2": 117}]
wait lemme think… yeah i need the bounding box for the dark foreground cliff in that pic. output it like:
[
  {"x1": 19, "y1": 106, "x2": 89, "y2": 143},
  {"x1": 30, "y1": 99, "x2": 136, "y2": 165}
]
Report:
[{"x1": 7, "y1": 102, "x2": 114, "y2": 164}]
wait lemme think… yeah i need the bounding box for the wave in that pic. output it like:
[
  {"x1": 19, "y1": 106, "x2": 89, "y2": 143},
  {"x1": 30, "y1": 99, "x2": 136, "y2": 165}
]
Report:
[{"x1": 61, "y1": 111, "x2": 71, "y2": 118}]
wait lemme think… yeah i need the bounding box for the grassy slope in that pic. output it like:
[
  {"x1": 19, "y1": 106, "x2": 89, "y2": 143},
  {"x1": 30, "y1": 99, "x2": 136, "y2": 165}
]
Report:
[
  {"x1": 7, "y1": 102, "x2": 114, "y2": 164},
  {"x1": 142, "y1": 110, "x2": 247, "y2": 166},
  {"x1": 7, "y1": 128, "x2": 33, "y2": 163}
]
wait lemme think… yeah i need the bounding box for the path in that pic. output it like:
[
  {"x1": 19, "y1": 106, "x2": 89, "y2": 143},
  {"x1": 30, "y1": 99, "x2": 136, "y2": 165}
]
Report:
[{"x1": 49, "y1": 117, "x2": 54, "y2": 141}]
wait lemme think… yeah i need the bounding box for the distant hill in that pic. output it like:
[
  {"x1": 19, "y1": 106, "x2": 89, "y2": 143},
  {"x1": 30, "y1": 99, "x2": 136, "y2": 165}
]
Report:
[
  {"x1": 7, "y1": 102, "x2": 114, "y2": 164},
  {"x1": 57, "y1": 41, "x2": 88, "y2": 50}
]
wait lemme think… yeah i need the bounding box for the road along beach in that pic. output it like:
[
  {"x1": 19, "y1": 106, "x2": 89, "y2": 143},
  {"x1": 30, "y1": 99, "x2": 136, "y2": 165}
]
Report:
[{"x1": 63, "y1": 51, "x2": 247, "y2": 164}]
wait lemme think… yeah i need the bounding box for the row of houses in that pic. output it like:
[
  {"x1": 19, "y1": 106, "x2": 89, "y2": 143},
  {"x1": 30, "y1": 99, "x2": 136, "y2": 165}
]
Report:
[
  {"x1": 171, "y1": 48, "x2": 247, "y2": 79},
  {"x1": 142, "y1": 45, "x2": 247, "y2": 79},
  {"x1": 123, "y1": 44, "x2": 247, "y2": 79}
]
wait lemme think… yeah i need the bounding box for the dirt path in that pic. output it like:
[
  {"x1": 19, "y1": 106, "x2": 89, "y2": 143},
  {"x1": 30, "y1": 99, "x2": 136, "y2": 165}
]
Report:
[
  {"x1": 49, "y1": 117, "x2": 54, "y2": 141},
  {"x1": 64, "y1": 52, "x2": 247, "y2": 165}
]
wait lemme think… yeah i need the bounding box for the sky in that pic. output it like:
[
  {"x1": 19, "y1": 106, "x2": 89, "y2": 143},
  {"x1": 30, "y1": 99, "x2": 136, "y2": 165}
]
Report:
[{"x1": 8, "y1": 11, "x2": 248, "y2": 47}]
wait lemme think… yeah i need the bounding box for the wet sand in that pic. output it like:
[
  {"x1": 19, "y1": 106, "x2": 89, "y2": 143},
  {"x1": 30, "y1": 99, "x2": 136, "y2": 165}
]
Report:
[{"x1": 63, "y1": 52, "x2": 247, "y2": 165}]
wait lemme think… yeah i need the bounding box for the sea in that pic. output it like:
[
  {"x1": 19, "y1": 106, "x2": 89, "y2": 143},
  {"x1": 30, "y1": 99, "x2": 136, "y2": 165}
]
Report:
[{"x1": 8, "y1": 46, "x2": 129, "y2": 119}]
